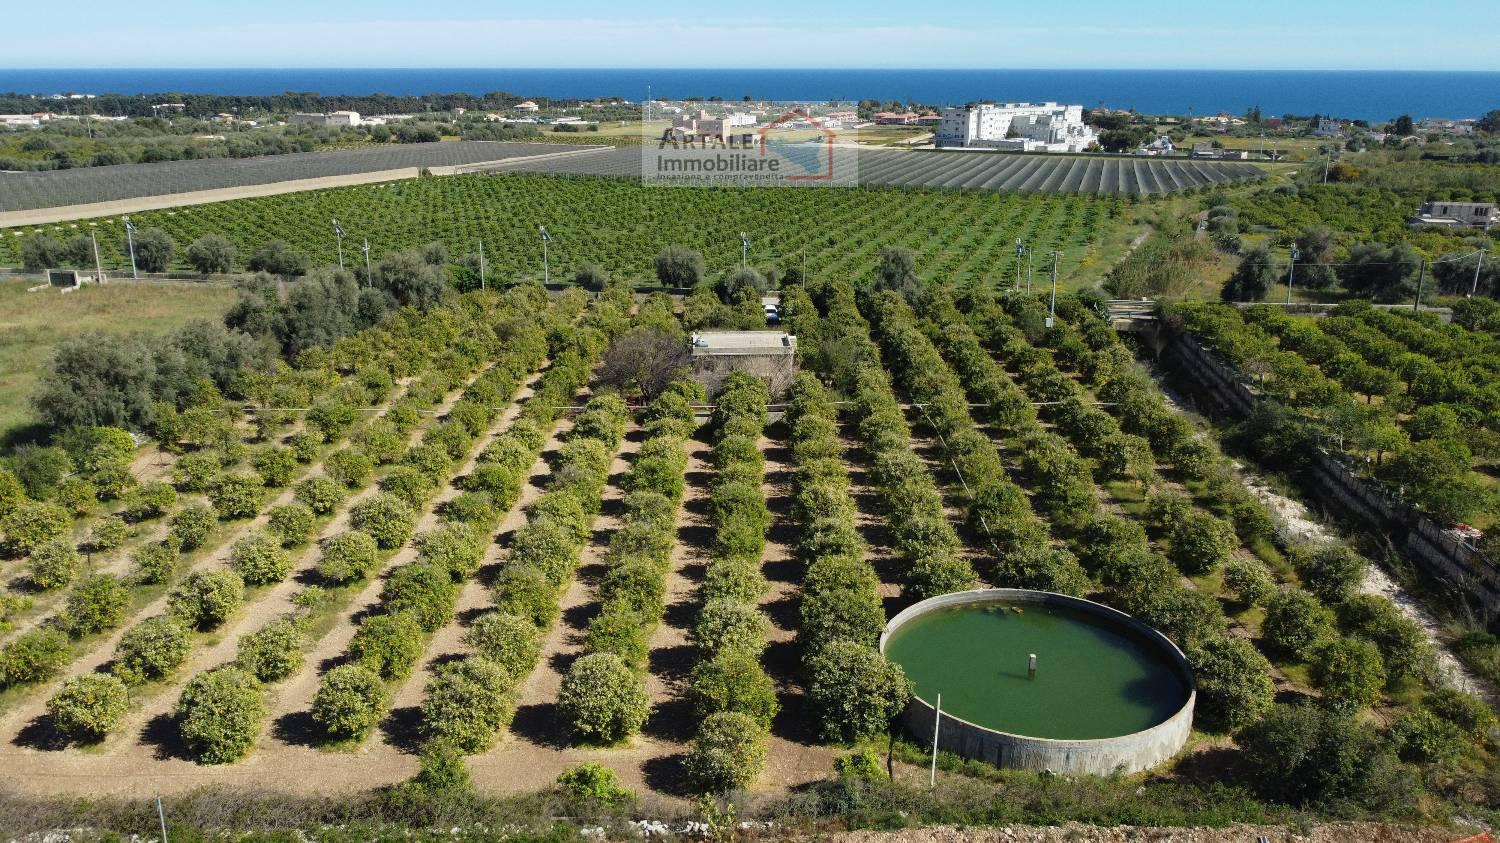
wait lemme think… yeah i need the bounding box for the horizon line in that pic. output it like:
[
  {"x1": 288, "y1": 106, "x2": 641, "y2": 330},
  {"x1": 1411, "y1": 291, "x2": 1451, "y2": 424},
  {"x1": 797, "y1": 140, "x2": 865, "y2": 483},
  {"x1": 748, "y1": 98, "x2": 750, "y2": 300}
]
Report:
[{"x1": 4, "y1": 66, "x2": 1500, "y2": 74}]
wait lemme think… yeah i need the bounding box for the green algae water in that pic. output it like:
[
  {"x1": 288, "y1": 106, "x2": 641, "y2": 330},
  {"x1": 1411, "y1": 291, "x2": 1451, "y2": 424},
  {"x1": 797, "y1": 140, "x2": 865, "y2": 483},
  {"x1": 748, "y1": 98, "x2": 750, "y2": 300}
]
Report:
[{"x1": 885, "y1": 601, "x2": 1189, "y2": 740}]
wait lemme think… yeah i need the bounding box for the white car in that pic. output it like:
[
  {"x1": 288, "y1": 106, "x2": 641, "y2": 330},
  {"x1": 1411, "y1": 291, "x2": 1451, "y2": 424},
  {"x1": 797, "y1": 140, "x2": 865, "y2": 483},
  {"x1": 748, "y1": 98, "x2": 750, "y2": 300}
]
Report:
[{"x1": 763, "y1": 303, "x2": 781, "y2": 324}]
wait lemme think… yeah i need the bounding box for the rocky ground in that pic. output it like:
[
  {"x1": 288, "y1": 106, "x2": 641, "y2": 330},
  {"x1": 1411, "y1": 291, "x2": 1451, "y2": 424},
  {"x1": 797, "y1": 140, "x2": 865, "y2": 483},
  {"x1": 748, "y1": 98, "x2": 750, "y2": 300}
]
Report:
[{"x1": 819, "y1": 823, "x2": 1483, "y2": 843}]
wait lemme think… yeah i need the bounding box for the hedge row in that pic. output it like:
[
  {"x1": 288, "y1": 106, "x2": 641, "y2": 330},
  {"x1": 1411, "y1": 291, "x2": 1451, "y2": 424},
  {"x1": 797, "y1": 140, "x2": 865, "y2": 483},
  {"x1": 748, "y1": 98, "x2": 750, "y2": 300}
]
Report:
[
  {"x1": 576, "y1": 380, "x2": 697, "y2": 700},
  {"x1": 780, "y1": 366, "x2": 911, "y2": 746},
  {"x1": 794, "y1": 280, "x2": 974, "y2": 602},
  {"x1": 686, "y1": 371, "x2": 774, "y2": 793}
]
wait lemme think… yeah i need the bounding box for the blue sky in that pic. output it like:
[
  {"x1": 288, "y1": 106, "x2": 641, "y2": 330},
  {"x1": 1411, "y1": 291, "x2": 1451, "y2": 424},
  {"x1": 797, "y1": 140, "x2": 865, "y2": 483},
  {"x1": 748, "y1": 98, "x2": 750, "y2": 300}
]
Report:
[{"x1": 5, "y1": 0, "x2": 1497, "y2": 70}]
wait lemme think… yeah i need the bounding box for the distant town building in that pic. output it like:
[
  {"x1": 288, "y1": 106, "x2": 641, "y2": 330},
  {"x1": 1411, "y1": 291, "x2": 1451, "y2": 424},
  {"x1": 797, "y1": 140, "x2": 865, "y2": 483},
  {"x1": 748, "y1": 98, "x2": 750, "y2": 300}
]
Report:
[
  {"x1": 668, "y1": 110, "x2": 754, "y2": 145},
  {"x1": 513, "y1": 101, "x2": 540, "y2": 112},
  {"x1": 935, "y1": 102, "x2": 1098, "y2": 153},
  {"x1": 1140, "y1": 135, "x2": 1175, "y2": 155},
  {"x1": 1410, "y1": 201, "x2": 1498, "y2": 231},
  {"x1": 874, "y1": 111, "x2": 921, "y2": 125},
  {"x1": 289, "y1": 111, "x2": 360, "y2": 128},
  {"x1": 0, "y1": 114, "x2": 41, "y2": 128},
  {"x1": 1311, "y1": 116, "x2": 1344, "y2": 137}
]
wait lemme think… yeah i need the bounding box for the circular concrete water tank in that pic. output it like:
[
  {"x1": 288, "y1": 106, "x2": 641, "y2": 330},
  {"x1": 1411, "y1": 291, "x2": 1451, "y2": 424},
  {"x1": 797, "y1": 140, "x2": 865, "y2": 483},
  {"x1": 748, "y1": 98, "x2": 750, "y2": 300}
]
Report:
[{"x1": 879, "y1": 588, "x2": 1195, "y2": 776}]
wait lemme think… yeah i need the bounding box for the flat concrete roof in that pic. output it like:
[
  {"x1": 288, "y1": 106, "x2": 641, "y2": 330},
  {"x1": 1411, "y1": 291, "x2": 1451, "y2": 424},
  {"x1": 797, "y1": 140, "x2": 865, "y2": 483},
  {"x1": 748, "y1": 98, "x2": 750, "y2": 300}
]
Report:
[{"x1": 689, "y1": 331, "x2": 796, "y2": 355}]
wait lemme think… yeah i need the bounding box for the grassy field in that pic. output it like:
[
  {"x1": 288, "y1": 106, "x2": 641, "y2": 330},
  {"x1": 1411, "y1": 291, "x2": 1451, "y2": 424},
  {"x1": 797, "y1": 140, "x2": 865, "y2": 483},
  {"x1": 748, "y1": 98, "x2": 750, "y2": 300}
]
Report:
[{"x1": 0, "y1": 280, "x2": 237, "y2": 445}]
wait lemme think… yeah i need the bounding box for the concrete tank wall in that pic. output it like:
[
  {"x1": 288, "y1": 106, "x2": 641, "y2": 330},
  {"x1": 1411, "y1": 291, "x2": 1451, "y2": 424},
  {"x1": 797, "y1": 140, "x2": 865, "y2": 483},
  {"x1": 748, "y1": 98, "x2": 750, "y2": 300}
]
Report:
[{"x1": 879, "y1": 589, "x2": 1196, "y2": 776}]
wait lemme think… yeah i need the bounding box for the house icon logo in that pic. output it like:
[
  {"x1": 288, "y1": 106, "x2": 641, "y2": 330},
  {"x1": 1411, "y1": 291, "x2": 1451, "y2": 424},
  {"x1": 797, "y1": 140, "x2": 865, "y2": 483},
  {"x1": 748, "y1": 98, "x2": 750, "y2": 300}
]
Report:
[{"x1": 757, "y1": 108, "x2": 839, "y2": 182}]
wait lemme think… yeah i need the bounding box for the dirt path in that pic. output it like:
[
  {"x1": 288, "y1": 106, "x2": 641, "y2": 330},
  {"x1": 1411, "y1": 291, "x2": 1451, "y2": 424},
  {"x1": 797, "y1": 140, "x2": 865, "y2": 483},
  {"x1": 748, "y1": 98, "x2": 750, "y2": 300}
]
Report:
[{"x1": 839, "y1": 431, "x2": 906, "y2": 611}]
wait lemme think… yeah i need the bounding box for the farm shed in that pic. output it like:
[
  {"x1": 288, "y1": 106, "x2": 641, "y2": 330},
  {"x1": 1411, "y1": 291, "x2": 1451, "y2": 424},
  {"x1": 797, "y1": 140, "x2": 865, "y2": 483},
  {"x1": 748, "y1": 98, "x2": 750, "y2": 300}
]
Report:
[{"x1": 689, "y1": 331, "x2": 797, "y2": 398}]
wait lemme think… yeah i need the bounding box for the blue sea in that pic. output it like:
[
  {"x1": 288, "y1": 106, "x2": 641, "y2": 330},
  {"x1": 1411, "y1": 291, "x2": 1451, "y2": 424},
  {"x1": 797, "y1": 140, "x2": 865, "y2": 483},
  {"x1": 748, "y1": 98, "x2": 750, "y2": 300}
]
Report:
[{"x1": 1, "y1": 68, "x2": 1496, "y2": 122}]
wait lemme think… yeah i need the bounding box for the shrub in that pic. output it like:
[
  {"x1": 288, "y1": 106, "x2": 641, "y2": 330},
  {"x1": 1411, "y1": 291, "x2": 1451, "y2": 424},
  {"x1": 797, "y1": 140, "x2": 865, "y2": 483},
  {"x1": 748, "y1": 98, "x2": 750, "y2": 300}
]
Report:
[
  {"x1": 380, "y1": 466, "x2": 435, "y2": 510},
  {"x1": 354, "y1": 422, "x2": 405, "y2": 465},
  {"x1": 1336, "y1": 595, "x2": 1430, "y2": 685},
  {"x1": 686, "y1": 711, "x2": 768, "y2": 793},
  {"x1": 286, "y1": 431, "x2": 321, "y2": 463},
  {"x1": 1388, "y1": 707, "x2": 1466, "y2": 764},
  {"x1": 324, "y1": 449, "x2": 374, "y2": 489},
  {"x1": 688, "y1": 648, "x2": 779, "y2": 728},
  {"x1": 317, "y1": 531, "x2": 381, "y2": 584},
  {"x1": 1165, "y1": 510, "x2": 1236, "y2": 576},
  {"x1": 1238, "y1": 703, "x2": 1410, "y2": 809},
  {"x1": 173, "y1": 452, "x2": 220, "y2": 492},
  {"x1": 1294, "y1": 544, "x2": 1367, "y2": 605},
  {"x1": 208, "y1": 473, "x2": 265, "y2": 520},
  {"x1": 348, "y1": 611, "x2": 424, "y2": 679},
  {"x1": 3, "y1": 500, "x2": 70, "y2": 554},
  {"x1": 229, "y1": 532, "x2": 294, "y2": 586},
  {"x1": 236, "y1": 616, "x2": 304, "y2": 682},
  {"x1": 113, "y1": 615, "x2": 191, "y2": 684},
  {"x1": 464, "y1": 612, "x2": 541, "y2": 678},
  {"x1": 47, "y1": 674, "x2": 129, "y2": 741},
  {"x1": 585, "y1": 604, "x2": 650, "y2": 669},
  {"x1": 307, "y1": 401, "x2": 359, "y2": 443},
  {"x1": 312, "y1": 663, "x2": 387, "y2": 741},
  {"x1": 89, "y1": 515, "x2": 131, "y2": 552},
  {"x1": 62, "y1": 573, "x2": 129, "y2": 636},
  {"x1": 416, "y1": 523, "x2": 484, "y2": 581},
  {"x1": 510, "y1": 518, "x2": 578, "y2": 587},
  {"x1": 130, "y1": 540, "x2": 178, "y2": 585},
  {"x1": 169, "y1": 505, "x2": 216, "y2": 551},
  {"x1": 557, "y1": 762, "x2": 633, "y2": 808},
  {"x1": 799, "y1": 585, "x2": 885, "y2": 652},
  {"x1": 175, "y1": 666, "x2": 264, "y2": 764},
  {"x1": 1310, "y1": 636, "x2": 1386, "y2": 713},
  {"x1": 701, "y1": 558, "x2": 769, "y2": 605},
  {"x1": 0, "y1": 627, "x2": 70, "y2": 686},
  {"x1": 1222, "y1": 558, "x2": 1276, "y2": 606},
  {"x1": 168, "y1": 569, "x2": 245, "y2": 630},
  {"x1": 266, "y1": 503, "x2": 316, "y2": 548},
  {"x1": 442, "y1": 492, "x2": 498, "y2": 527},
  {"x1": 693, "y1": 599, "x2": 770, "y2": 656},
  {"x1": 294, "y1": 476, "x2": 345, "y2": 515},
  {"x1": 805, "y1": 640, "x2": 911, "y2": 743},
  {"x1": 1188, "y1": 634, "x2": 1275, "y2": 733},
  {"x1": 1263, "y1": 589, "x2": 1335, "y2": 660},
  {"x1": 350, "y1": 494, "x2": 416, "y2": 550},
  {"x1": 420, "y1": 656, "x2": 516, "y2": 754},
  {"x1": 53, "y1": 477, "x2": 98, "y2": 517},
  {"x1": 380, "y1": 563, "x2": 457, "y2": 631},
  {"x1": 1425, "y1": 687, "x2": 1497, "y2": 740},
  {"x1": 123, "y1": 480, "x2": 177, "y2": 521},
  {"x1": 558, "y1": 653, "x2": 649, "y2": 743},
  {"x1": 492, "y1": 565, "x2": 556, "y2": 628},
  {"x1": 28, "y1": 538, "x2": 81, "y2": 591}
]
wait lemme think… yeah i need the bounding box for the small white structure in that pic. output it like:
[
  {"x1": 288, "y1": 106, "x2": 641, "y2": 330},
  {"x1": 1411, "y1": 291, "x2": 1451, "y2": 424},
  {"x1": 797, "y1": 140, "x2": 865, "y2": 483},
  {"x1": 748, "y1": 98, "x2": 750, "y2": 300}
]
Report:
[
  {"x1": 936, "y1": 102, "x2": 1098, "y2": 153},
  {"x1": 289, "y1": 111, "x2": 360, "y2": 128},
  {"x1": 688, "y1": 331, "x2": 798, "y2": 398},
  {"x1": 513, "y1": 101, "x2": 540, "y2": 112},
  {"x1": 1139, "y1": 135, "x2": 1175, "y2": 155}
]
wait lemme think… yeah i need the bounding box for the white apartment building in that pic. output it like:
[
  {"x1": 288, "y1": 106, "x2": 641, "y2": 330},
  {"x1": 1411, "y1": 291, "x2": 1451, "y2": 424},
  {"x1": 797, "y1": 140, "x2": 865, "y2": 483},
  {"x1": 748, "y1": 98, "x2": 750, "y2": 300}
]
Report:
[{"x1": 935, "y1": 102, "x2": 1098, "y2": 153}]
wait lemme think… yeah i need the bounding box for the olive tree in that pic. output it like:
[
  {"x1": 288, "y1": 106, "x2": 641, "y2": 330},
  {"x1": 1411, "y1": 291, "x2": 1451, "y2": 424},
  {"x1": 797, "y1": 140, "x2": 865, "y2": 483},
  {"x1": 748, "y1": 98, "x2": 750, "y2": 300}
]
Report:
[
  {"x1": 685, "y1": 711, "x2": 769, "y2": 793},
  {"x1": 804, "y1": 640, "x2": 911, "y2": 743},
  {"x1": 311, "y1": 663, "x2": 387, "y2": 741},
  {"x1": 558, "y1": 653, "x2": 649, "y2": 744},
  {"x1": 113, "y1": 615, "x2": 191, "y2": 684},
  {"x1": 174, "y1": 666, "x2": 264, "y2": 764}
]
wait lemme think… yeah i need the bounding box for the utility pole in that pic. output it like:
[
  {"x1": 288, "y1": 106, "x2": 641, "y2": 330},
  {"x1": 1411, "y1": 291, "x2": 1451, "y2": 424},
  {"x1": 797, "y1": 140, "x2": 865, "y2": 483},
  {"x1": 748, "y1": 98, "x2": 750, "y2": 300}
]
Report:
[
  {"x1": 1323, "y1": 153, "x2": 1332, "y2": 185},
  {"x1": 929, "y1": 693, "x2": 942, "y2": 789},
  {"x1": 478, "y1": 240, "x2": 487, "y2": 290},
  {"x1": 361, "y1": 238, "x2": 371, "y2": 287},
  {"x1": 1473, "y1": 249, "x2": 1488, "y2": 297},
  {"x1": 1414, "y1": 257, "x2": 1426, "y2": 312},
  {"x1": 740, "y1": 232, "x2": 749, "y2": 269},
  {"x1": 1015, "y1": 239, "x2": 1025, "y2": 291},
  {"x1": 90, "y1": 232, "x2": 104, "y2": 284},
  {"x1": 1026, "y1": 246, "x2": 1033, "y2": 294},
  {"x1": 155, "y1": 795, "x2": 169, "y2": 843},
  {"x1": 1286, "y1": 245, "x2": 1300, "y2": 305},
  {"x1": 539, "y1": 226, "x2": 551, "y2": 284},
  {"x1": 332, "y1": 219, "x2": 345, "y2": 271},
  {"x1": 1047, "y1": 251, "x2": 1060, "y2": 327},
  {"x1": 123, "y1": 216, "x2": 139, "y2": 279}
]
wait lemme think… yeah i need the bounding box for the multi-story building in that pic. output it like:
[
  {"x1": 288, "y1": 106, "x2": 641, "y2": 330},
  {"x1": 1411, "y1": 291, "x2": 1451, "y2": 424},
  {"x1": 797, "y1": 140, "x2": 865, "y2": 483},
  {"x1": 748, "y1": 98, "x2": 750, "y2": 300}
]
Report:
[
  {"x1": 935, "y1": 102, "x2": 1098, "y2": 152},
  {"x1": 1410, "y1": 201, "x2": 1499, "y2": 231}
]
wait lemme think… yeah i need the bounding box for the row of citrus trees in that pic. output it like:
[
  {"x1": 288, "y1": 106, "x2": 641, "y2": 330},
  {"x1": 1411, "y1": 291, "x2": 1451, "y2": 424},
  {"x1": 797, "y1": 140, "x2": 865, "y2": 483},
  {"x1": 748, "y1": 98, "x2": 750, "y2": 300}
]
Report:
[
  {"x1": 30, "y1": 286, "x2": 567, "y2": 754},
  {"x1": 680, "y1": 372, "x2": 777, "y2": 792}
]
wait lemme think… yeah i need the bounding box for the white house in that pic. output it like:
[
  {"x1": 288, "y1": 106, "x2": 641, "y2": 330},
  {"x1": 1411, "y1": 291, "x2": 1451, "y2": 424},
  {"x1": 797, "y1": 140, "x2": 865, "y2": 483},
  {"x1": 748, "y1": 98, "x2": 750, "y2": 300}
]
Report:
[
  {"x1": 289, "y1": 111, "x2": 360, "y2": 128},
  {"x1": 935, "y1": 102, "x2": 1098, "y2": 153},
  {"x1": 513, "y1": 101, "x2": 540, "y2": 112}
]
